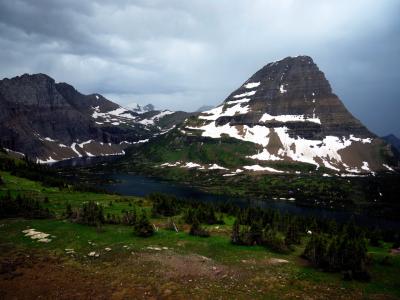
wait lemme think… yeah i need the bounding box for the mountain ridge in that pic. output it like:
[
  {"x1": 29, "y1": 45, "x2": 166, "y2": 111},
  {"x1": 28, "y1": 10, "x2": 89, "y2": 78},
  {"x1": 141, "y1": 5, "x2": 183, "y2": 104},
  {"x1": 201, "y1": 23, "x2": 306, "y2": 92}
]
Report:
[{"x1": 0, "y1": 73, "x2": 192, "y2": 162}]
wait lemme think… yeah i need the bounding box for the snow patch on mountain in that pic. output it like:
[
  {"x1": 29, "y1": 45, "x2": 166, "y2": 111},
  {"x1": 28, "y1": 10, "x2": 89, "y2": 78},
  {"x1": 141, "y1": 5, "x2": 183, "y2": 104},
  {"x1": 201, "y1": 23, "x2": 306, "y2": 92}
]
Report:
[
  {"x1": 233, "y1": 90, "x2": 256, "y2": 98},
  {"x1": 44, "y1": 137, "x2": 56, "y2": 142},
  {"x1": 383, "y1": 164, "x2": 394, "y2": 171},
  {"x1": 259, "y1": 113, "x2": 321, "y2": 124},
  {"x1": 187, "y1": 123, "x2": 270, "y2": 146},
  {"x1": 199, "y1": 103, "x2": 249, "y2": 121},
  {"x1": 279, "y1": 84, "x2": 287, "y2": 94},
  {"x1": 248, "y1": 150, "x2": 282, "y2": 161},
  {"x1": 186, "y1": 119, "x2": 376, "y2": 172},
  {"x1": 227, "y1": 98, "x2": 251, "y2": 104},
  {"x1": 208, "y1": 163, "x2": 228, "y2": 170},
  {"x1": 92, "y1": 106, "x2": 136, "y2": 121},
  {"x1": 244, "y1": 82, "x2": 260, "y2": 89},
  {"x1": 243, "y1": 165, "x2": 284, "y2": 173},
  {"x1": 70, "y1": 143, "x2": 83, "y2": 157},
  {"x1": 78, "y1": 140, "x2": 93, "y2": 148},
  {"x1": 138, "y1": 110, "x2": 174, "y2": 125}
]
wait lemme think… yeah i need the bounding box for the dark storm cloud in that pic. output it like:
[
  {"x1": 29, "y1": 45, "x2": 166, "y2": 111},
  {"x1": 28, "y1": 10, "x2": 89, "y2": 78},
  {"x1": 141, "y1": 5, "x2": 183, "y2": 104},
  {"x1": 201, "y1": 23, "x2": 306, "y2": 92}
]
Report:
[{"x1": 0, "y1": 0, "x2": 399, "y2": 136}]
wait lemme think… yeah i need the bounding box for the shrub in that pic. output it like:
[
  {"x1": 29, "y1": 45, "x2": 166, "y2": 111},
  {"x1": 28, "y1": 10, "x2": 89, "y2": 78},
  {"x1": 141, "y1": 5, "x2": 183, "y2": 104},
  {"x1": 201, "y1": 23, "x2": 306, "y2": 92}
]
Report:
[
  {"x1": 189, "y1": 218, "x2": 210, "y2": 237},
  {"x1": 74, "y1": 200, "x2": 105, "y2": 226},
  {"x1": 122, "y1": 209, "x2": 137, "y2": 225}
]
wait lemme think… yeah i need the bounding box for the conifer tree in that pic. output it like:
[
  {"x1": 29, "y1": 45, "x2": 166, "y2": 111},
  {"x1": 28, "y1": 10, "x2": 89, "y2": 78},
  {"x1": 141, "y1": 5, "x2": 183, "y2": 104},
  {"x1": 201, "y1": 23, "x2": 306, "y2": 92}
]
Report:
[
  {"x1": 134, "y1": 210, "x2": 154, "y2": 237},
  {"x1": 231, "y1": 219, "x2": 241, "y2": 244}
]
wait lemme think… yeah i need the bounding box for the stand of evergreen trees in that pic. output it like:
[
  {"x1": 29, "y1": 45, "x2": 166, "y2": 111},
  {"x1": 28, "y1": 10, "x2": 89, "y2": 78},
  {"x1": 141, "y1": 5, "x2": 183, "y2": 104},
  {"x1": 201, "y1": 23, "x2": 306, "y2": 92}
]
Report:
[
  {"x1": 69, "y1": 200, "x2": 105, "y2": 226},
  {"x1": 150, "y1": 193, "x2": 181, "y2": 217},
  {"x1": 231, "y1": 220, "x2": 299, "y2": 253},
  {"x1": 66, "y1": 200, "x2": 154, "y2": 237},
  {"x1": 0, "y1": 153, "x2": 108, "y2": 193},
  {"x1": 0, "y1": 193, "x2": 52, "y2": 219},
  {"x1": 0, "y1": 155, "x2": 67, "y2": 188},
  {"x1": 302, "y1": 220, "x2": 370, "y2": 281}
]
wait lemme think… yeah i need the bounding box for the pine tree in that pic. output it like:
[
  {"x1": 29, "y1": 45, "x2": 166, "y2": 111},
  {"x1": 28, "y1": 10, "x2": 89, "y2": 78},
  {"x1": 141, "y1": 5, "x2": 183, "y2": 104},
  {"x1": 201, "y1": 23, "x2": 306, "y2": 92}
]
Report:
[
  {"x1": 249, "y1": 220, "x2": 263, "y2": 245},
  {"x1": 65, "y1": 202, "x2": 73, "y2": 218},
  {"x1": 134, "y1": 210, "x2": 154, "y2": 237},
  {"x1": 231, "y1": 219, "x2": 241, "y2": 244},
  {"x1": 284, "y1": 221, "x2": 301, "y2": 247}
]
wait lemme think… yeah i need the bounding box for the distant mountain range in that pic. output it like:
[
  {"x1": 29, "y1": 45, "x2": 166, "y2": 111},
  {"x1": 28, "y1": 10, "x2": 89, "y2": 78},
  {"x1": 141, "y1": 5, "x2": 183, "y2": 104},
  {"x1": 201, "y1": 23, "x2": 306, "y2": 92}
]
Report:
[
  {"x1": 196, "y1": 105, "x2": 214, "y2": 112},
  {"x1": 127, "y1": 103, "x2": 155, "y2": 114},
  {"x1": 122, "y1": 56, "x2": 398, "y2": 174},
  {"x1": 0, "y1": 73, "x2": 195, "y2": 162}
]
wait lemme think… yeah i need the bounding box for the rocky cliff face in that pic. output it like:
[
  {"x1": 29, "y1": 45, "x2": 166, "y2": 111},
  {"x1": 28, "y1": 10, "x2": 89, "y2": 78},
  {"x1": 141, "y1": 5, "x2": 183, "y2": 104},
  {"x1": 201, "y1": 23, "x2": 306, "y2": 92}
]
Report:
[
  {"x1": 0, "y1": 73, "x2": 187, "y2": 162},
  {"x1": 383, "y1": 134, "x2": 400, "y2": 152},
  {"x1": 180, "y1": 56, "x2": 396, "y2": 173}
]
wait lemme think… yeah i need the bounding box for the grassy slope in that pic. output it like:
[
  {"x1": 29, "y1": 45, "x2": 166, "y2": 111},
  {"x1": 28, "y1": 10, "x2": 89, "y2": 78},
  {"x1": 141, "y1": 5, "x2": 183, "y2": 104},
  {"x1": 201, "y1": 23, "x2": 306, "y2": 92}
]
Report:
[
  {"x1": 127, "y1": 129, "x2": 259, "y2": 168},
  {"x1": 1, "y1": 171, "x2": 400, "y2": 299},
  {"x1": 122, "y1": 128, "x2": 329, "y2": 172}
]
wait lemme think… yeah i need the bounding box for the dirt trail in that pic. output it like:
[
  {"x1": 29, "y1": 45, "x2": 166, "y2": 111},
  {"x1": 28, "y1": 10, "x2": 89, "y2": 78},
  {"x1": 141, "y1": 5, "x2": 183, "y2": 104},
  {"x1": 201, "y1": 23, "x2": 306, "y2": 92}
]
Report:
[{"x1": 0, "y1": 247, "x2": 387, "y2": 300}]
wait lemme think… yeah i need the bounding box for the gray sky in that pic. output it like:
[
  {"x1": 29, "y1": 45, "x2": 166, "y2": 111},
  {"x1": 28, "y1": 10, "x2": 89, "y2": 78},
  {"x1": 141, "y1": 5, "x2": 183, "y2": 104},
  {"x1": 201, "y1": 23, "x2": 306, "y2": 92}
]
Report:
[{"x1": 0, "y1": 0, "x2": 399, "y2": 137}]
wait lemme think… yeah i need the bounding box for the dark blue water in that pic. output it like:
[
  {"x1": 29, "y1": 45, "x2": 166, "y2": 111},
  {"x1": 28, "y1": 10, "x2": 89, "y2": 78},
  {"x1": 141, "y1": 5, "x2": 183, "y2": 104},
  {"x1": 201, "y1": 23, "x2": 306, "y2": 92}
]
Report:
[{"x1": 104, "y1": 173, "x2": 400, "y2": 231}]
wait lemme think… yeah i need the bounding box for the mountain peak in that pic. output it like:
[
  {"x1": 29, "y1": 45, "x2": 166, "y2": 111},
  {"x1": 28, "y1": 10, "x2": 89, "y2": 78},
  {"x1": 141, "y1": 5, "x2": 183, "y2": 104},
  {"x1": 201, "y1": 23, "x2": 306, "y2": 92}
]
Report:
[
  {"x1": 0, "y1": 73, "x2": 56, "y2": 86},
  {"x1": 179, "y1": 56, "x2": 396, "y2": 173},
  {"x1": 127, "y1": 103, "x2": 155, "y2": 113},
  {"x1": 269, "y1": 55, "x2": 314, "y2": 65}
]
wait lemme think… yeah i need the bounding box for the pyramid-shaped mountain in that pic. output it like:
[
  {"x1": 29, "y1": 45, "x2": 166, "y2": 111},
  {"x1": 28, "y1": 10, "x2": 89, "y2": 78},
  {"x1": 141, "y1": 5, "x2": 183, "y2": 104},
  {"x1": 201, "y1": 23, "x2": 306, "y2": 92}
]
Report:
[{"x1": 171, "y1": 56, "x2": 396, "y2": 173}]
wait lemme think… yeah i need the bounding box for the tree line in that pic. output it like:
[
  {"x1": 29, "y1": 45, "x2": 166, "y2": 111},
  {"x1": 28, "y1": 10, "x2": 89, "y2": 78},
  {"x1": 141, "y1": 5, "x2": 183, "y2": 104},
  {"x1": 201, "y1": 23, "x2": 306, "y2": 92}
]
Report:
[
  {"x1": 0, "y1": 152, "x2": 108, "y2": 193},
  {"x1": 0, "y1": 193, "x2": 52, "y2": 219},
  {"x1": 65, "y1": 200, "x2": 155, "y2": 237}
]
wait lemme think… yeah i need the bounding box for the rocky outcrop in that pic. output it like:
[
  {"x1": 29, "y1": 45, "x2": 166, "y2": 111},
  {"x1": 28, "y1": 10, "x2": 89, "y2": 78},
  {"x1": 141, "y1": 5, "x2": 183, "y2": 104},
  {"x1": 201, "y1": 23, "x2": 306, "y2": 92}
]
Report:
[{"x1": 383, "y1": 134, "x2": 400, "y2": 152}]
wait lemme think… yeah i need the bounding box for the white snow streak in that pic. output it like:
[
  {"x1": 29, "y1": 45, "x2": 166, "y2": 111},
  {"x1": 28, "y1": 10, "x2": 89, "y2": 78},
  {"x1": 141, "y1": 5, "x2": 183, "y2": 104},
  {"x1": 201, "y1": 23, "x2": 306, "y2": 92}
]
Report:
[
  {"x1": 70, "y1": 143, "x2": 82, "y2": 157},
  {"x1": 259, "y1": 113, "x2": 321, "y2": 124},
  {"x1": 233, "y1": 90, "x2": 256, "y2": 98},
  {"x1": 244, "y1": 82, "x2": 260, "y2": 89},
  {"x1": 243, "y1": 165, "x2": 284, "y2": 173},
  {"x1": 226, "y1": 98, "x2": 251, "y2": 104},
  {"x1": 138, "y1": 110, "x2": 174, "y2": 125},
  {"x1": 199, "y1": 103, "x2": 249, "y2": 121},
  {"x1": 208, "y1": 164, "x2": 228, "y2": 170},
  {"x1": 383, "y1": 164, "x2": 394, "y2": 171}
]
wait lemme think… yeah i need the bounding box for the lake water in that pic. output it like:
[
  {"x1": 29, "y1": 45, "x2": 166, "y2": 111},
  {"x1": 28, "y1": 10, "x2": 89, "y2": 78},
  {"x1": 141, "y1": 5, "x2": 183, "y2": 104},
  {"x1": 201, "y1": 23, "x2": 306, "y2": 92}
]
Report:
[{"x1": 103, "y1": 172, "x2": 400, "y2": 231}]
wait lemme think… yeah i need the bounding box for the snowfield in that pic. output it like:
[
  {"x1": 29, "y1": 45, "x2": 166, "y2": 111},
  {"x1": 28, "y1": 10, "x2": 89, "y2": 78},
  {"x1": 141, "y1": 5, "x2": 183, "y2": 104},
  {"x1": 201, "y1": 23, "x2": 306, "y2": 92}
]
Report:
[
  {"x1": 138, "y1": 110, "x2": 174, "y2": 126},
  {"x1": 187, "y1": 110, "x2": 377, "y2": 173}
]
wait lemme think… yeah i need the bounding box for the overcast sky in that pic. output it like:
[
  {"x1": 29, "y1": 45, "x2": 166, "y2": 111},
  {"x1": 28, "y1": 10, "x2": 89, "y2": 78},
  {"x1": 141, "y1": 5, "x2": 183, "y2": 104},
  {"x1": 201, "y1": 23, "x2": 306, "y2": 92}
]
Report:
[{"x1": 0, "y1": 0, "x2": 399, "y2": 136}]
